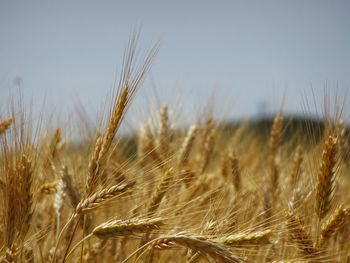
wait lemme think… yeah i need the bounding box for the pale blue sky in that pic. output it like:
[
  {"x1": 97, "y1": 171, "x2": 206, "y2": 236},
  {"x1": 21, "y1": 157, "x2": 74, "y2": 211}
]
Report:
[{"x1": 1, "y1": 0, "x2": 350, "y2": 125}]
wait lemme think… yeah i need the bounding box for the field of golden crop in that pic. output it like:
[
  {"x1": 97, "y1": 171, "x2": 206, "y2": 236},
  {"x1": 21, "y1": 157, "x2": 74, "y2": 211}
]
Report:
[{"x1": 1, "y1": 39, "x2": 350, "y2": 262}]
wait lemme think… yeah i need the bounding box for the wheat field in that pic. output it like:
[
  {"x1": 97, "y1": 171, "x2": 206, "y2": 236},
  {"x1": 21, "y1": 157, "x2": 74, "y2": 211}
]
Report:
[{"x1": 0, "y1": 39, "x2": 350, "y2": 263}]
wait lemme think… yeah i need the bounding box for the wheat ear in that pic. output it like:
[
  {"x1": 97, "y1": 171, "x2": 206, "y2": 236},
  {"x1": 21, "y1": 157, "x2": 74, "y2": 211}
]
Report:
[
  {"x1": 200, "y1": 128, "x2": 215, "y2": 174},
  {"x1": 157, "y1": 105, "x2": 171, "y2": 156},
  {"x1": 24, "y1": 246, "x2": 34, "y2": 263},
  {"x1": 147, "y1": 168, "x2": 173, "y2": 215},
  {"x1": 98, "y1": 36, "x2": 158, "y2": 166},
  {"x1": 92, "y1": 217, "x2": 163, "y2": 239},
  {"x1": 18, "y1": 154, "x2": 33, "y2": 240},
  {"x1": 46, "y1": 128, "x2": 61, "y2": 165},
  {"x1": 286, "y1": 212, "x2": 318, "y2": 258},
  {"x1": 151, "y1": 233, "x2": 246, "y2": 263},
  {"x1": 317, "y1": 205, "x2": 350, "y2": 247},
  {"x1": 0, "y1": 118, "x2": 13, "y2": 135},
  {"x1": 87, "y1": 134, "x2": 103, "y2": 193},
  {"x1": 269, "y1": 114, "x2": 283, "y2": 192},
  {"x1": 86, "y1": 36, "x2": 158, "y2": 194},
  {"x1": 37, "y1": 181, "x2": 57, "y2": 195},
  {"x1": 4, "y1": 165, "x2": 17, "y2": 248},
  {"x1": 61, "y1": 166, "x2": 81, "y2": 208},
  {"x1": 219, "y1": 229, "x2": 272, "y2": 246},
  {"x1": 138, "y1": 121, "x2": 163, "y2": 167},
  {"x1": 54, "y1": 177, "x2": 65, "y2": 241},
  {"x1": 315, "y1": 135, "x2": 337, "y2": 221},
  {"x1": 178, "y1": 125, "x2": 199, "y2": 167},
  {"x1": 76, "y1": 181, "x2": 135, "y2": 214},
  {"x1": 65, "y1": 218, "x2": 163, "y2": 261},
  {"x1": 290, "y1": 146, "x2": 303, "y2": 188},
  {"x1": 229, "y1": 153, "x2": 241, "y2": 192}
]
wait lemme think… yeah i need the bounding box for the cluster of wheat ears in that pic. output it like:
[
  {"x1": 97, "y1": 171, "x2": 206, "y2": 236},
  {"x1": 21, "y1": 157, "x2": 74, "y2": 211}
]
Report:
[{"x1": 0, "y1": 38, "x2": 350, "y2": 263}]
